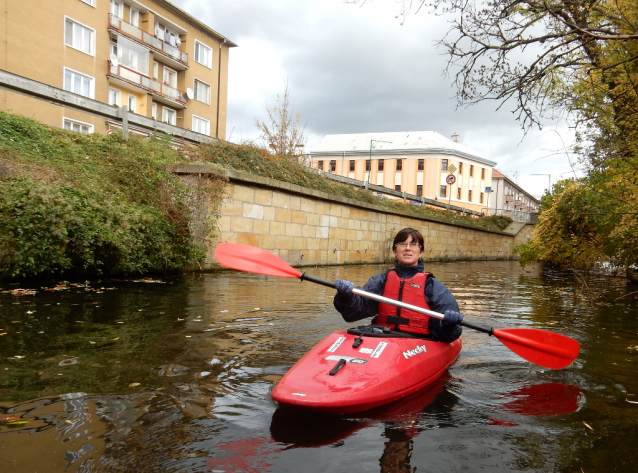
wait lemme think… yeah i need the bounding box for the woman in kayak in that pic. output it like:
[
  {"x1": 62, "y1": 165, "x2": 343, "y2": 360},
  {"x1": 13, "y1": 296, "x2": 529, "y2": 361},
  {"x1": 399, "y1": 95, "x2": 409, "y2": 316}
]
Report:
[{"x1": 334, "y1": 227, "x2": 463, "y2": 343}]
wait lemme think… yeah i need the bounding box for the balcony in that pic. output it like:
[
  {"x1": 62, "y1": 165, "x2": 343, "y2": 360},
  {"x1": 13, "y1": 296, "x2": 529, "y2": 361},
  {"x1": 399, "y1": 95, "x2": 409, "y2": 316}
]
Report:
[
  {"x1": 107, "y1": 61, "x2": 186, "y2": 108},
  {"x1": 108, "y1": 14, "x2": 188, "y2": 69},
  {"x1": 504, "y1": 195, "x2": 513, "y2": 203}
]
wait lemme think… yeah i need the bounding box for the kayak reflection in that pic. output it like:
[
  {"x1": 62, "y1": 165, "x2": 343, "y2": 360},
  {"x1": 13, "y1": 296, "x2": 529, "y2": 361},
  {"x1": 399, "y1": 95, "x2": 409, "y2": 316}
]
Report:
[{"x1": 270, "y1": 374, "x2": 457, "y2": 448}]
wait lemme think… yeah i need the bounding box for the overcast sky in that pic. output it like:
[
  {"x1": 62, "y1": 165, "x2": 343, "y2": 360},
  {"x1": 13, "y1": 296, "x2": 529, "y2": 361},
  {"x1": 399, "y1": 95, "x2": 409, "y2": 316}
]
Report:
[{"x1": 174, "y1": 0, "x2": 582, "y2": 197}]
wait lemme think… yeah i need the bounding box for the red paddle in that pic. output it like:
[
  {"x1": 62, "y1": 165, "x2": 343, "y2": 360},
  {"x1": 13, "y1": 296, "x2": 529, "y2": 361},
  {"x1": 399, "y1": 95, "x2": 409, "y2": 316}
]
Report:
[{"x1": 214, "y1": 242, "x2": 580, "y2": 370}]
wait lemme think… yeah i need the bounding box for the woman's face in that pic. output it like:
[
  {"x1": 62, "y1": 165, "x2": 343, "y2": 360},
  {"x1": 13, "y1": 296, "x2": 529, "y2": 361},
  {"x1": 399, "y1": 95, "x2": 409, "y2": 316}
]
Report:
[{"x1": 393, "y1": 234, "x2": 423, "y2": 266}]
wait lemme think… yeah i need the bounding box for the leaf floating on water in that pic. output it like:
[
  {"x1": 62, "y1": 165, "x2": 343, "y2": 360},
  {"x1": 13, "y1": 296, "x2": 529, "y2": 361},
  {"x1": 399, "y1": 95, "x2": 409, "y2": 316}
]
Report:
[
  {"x1": 129, "y1": 382, "x2": 141, "y2": 387},
  {"x1": 626, "y1": 398, "x2": 638, "y2": 405},
  {"x1": 13, "y1": 356, "x2": 25, "y2": 359},
  {"x1": 0, "y1": 416, "x2": 20, "y2": 425},
  {"x1": 583, "y1": 422, "x2": 594, "y2": 431},
  {"x1": 58, "y1": 358, "x2": 78, "y2": 366},
  {"x1": 254, "y1": 308, "x2": 260, "y2": 311}
]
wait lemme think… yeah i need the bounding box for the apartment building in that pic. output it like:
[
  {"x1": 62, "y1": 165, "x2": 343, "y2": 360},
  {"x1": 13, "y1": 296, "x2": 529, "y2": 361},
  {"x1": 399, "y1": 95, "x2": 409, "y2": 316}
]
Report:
[
  {"x1": 489, "y1": 169, "x2": 541, "y2": 220},
  {"x1": 0, "y1": 0, "x2": 236, "y2": 138},
  {"x1": 310, "y1": 131, "x2": 497, "y2": 213}
]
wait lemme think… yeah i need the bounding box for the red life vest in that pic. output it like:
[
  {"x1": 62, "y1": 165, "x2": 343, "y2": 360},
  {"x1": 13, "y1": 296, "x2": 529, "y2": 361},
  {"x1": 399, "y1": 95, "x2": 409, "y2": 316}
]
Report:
[{"x1": 376, "y1": 271, "x2": 431, "y2": 335}]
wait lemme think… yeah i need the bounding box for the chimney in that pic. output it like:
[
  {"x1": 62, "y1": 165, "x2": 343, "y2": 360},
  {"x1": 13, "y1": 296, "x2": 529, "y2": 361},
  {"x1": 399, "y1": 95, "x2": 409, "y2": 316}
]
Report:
[{"x1": 451, "y1": 133, "x2": 460, "y2": 143}]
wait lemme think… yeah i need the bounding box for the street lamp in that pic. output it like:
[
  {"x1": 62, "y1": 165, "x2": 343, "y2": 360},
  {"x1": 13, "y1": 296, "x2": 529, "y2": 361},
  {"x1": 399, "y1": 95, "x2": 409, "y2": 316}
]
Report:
[
  {"x1": 530, "y1": 173, "x2": 551, "y2": 195},
  {"x1": 367, "y1": 139, "x2": 393, "y2": 185}
]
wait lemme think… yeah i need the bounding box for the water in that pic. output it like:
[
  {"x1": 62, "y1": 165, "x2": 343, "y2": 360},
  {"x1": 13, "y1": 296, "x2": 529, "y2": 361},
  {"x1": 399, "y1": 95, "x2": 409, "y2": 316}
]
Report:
[{"x1": 1, "y1": 262, "x2": 637, "y2": 472}]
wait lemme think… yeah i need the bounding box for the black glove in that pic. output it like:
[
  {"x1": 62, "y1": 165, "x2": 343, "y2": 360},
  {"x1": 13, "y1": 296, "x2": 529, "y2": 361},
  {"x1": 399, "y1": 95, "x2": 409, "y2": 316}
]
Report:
[
  {"x1": 335, "y1": 279, "x2": 354, "y2": 296},
  {"x1": 443, "y1": 309, "x2": 463, "y2": 325}
]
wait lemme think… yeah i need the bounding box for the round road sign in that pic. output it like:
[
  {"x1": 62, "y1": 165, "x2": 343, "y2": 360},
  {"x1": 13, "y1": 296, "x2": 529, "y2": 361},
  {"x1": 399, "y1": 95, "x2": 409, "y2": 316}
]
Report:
[{"x1": 446, "y1": 174, "x2": 456, "y2": 185}]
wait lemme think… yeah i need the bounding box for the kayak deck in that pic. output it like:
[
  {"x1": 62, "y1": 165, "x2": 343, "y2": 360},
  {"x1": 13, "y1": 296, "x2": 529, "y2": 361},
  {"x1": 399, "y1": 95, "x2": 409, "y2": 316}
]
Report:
[{"x1": 272, "y1": 328, "x2": 462, "y2": 413}]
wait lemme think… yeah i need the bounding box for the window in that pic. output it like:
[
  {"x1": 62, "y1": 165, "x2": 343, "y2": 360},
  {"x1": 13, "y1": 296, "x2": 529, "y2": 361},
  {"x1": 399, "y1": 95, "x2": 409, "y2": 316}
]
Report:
[
  {"x1": 441, "y1": 159, "x2": 448, "y2": 171},
  {"x1": 470, "y1": 165, "x2": 474, "y2": 176},
  {"x1": 151, "y1": 102, "x2": 157, "y2": 120},
  {"x1": 155, "y1": 22, "x2": 179, "y2": 46},
  {"x1": 459, "y1": 163, "x2": 463, "y2": 174},
  {"x1": 153, "y1": 61, "x2": 159, "y2": 80},
  {"x1": 416, "y1": 185, "x2": 423, "y2": 197},
  {"x1": 192, "y1": 115, "x2": 210, "y2": 135},
  {"x1": 396, "y1": 159, "x2": 402, "y2": 171},
  {"x1": 63, "y1": 118, "x2": 93, "y2": 134},
  {"x1": 417, "y1": 159, "x2": 424, "y2": 171},
  {"x1": 457, "y1": 188, "x2": 461, "y2": 199},
  {"x1": 317, "y1": 160, "x2": 323, "y2": 171},
  {"x1": 378, "y1": 159, "x2": 384, "y2": 171},
  {"x1": 395, "y1": 185, "x2": 401, "y2": 192},
  {"x1": 80, "y1": 0, "x2": 95, "y2": 6},
  {"x1": 162, "y1": 106, "x2": 176, "y2": 125},
  {"x1": 110, "y1": 0, "x2": 123, "y2": 17},
  {"x1": 468, "y1": 190, "x2": 473, "y2": 201},
  {"x1": 112, "y1": 36, "x2": 148, "y2": 73},
  {"x1": 108, "y1": 87, "x2": 121, "y2": 106},
  {"x1": 65, "y1": 18, "x2": 94, "y2": 55},
  {"x1": 330, "y1": 160, "x2": 336, "y2": 172},
  {"x1": 130, "y1": 8, "x2": 139, "y2": 27},
  {"x1": 366, "y1": 160, "x2": 371, "y2": 171},
  {"x1": 64, "y1": 68, "x2": 94, "y2": 98},
  {"x1": 194, "y1": 40, "x2": 213, "y2": 68},
  {"x1": 194, "y1": 79, "x2": 210, "y2": 104},
  {"x1": 481, "y1": 168, "x2": 486, "y2": 179},
  {"x1": 128, "y1": 95, "x2": 136, "y2": 113},
  {"x1": 480, "y1": 192, "x2": 484, "y2": 204},
  {"x1": 163, "y1": 66, "x2": 177, "y2": 87},
  {"x1": 349, "y1": 160, "x2": 355, "y2": 172},
  {"x1": 440, "y1": 185, "x2": 447, "y2": 198}
]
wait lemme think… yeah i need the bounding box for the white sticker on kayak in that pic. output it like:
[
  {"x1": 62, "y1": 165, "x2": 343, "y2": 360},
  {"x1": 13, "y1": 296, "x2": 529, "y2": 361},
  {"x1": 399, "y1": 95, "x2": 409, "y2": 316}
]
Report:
[
  {"x1": 324, "y1": 355, "x2": 368, "y2": 364},
  {"x1": 292, "y1": 393, "x2": 307, "y2": 397},
  {"x1": 327, "y1": 336, "x2": 346, "y2": 352},
  {"x1": 403, "y1": 345, "x2": 427, "y2": 359},
  {"x1": 371, "y1": 342, "x2": 387, "y2": 359},
  {"x1": 359, "y1": 348, "x2": 373, "y2": 354}
]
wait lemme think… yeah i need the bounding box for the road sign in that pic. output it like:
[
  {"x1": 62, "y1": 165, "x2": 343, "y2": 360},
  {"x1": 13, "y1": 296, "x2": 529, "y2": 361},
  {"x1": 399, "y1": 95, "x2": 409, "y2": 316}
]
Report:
[
  {"x1": 106, "y1": 129, "x2": 116, "y2": 135},
  {"x1": 448, "y1": 164, "x2": 457, "y2": 174},
  {"x1": 485, "y1": 186, "x2": 492, "y2": 192},
  {"x1": 446, "y1": 174, "x2": 456, "y2": 185}
]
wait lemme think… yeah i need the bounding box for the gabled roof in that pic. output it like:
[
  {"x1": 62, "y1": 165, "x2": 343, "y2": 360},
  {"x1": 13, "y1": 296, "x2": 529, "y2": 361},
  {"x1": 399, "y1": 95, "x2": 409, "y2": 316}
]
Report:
[{"x1": 310, "y1": 131, "x2": 497, "y2": 167}]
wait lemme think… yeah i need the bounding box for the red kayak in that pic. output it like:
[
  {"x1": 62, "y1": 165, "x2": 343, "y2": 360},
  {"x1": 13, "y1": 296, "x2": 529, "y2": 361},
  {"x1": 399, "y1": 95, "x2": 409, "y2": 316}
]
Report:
[{"x1": 271, "y1": 326, "x2": 462, "y2": 414}]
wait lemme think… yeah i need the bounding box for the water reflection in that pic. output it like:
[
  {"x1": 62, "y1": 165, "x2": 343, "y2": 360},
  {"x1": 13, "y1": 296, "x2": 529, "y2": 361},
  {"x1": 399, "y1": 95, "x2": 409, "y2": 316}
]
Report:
[{"x1": 1, "y1": 262, "x2": 637, "y2": 472}]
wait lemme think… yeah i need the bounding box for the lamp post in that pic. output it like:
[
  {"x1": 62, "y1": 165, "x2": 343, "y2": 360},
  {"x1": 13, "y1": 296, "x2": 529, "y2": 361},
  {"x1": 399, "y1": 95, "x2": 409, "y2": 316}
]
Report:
[
  {"x1": 530, "y1": 173, "x2": 551, "y2": 195},
  {"x1": 367, "y1": 139, "x2": 392, "y2": 185}
]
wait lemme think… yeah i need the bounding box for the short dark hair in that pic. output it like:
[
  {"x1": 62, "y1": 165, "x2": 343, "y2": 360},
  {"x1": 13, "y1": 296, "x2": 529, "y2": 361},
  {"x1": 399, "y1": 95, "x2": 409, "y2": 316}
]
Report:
[{"x1": 392, "y1": 227, "x2": 424, "y2": 250}]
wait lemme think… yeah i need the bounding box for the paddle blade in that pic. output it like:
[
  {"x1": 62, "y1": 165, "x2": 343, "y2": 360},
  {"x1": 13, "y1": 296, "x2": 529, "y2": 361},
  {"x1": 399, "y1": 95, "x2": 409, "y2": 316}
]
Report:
[
  {"x1": 214, "y1": 242, "x2": 302, "y2": 279},
  {"x1": 493, "y1": 328, "x2": 580, "y2": 370}
]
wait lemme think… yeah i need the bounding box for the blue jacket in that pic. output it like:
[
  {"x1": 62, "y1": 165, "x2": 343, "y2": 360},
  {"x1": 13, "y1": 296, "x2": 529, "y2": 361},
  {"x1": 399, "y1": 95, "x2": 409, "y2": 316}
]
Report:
[{"x1": 333, "y1": 262, "x2": 462, "y2": 343}]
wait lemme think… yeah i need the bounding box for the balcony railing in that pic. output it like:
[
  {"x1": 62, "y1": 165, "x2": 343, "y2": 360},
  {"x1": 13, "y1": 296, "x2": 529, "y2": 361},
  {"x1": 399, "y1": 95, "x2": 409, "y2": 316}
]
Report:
[
  {"x1": 108, "y1": 14, "x2": 188, "y2": 66},
  {"x1": 107, "y1": 61, "x2": 186, "y2": 106}
]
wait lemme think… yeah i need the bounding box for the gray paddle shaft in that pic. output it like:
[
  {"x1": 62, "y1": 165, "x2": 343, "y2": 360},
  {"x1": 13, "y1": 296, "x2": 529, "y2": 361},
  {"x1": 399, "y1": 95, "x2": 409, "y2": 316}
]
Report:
[{"x1": 351, "y1": 288, "x2": 444, "y2": 320}]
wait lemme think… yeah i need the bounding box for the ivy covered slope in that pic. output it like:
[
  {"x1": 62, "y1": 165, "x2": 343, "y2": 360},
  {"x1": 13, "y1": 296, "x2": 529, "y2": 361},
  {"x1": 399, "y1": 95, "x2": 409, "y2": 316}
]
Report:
[{"x1": 0, "y1": 112, "x2": 209, "y2": 279}]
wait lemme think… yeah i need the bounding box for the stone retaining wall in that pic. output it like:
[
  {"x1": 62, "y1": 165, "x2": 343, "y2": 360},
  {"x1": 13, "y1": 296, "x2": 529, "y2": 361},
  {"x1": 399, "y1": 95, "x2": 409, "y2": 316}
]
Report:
[{"x1": 169, "y1": 165, "x2": 534, "y2": 270}]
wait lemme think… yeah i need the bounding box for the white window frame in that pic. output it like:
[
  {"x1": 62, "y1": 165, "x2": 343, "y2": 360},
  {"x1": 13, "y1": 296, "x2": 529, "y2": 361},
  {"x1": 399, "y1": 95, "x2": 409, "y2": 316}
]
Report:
[
  {"x1": 108, "y1": 87, "x2": 121, "y2": 106},
  {"x1": 151, "y1": 102, "x2": 157, "y2": 120},
  {"x1": 163, "y1": 66, "x2": 177, "y2": 87},
  {"x1": 194, "y1": 40, "x2": 212, "y2": 69},
  {"x1": 110, "y1": 0, "x2": 123, "y2": 18},
  {"x1": 79, "y1": 0, "x2": 96, "y2": 7},
  {"x1": 162, "y1": 106, "x2": 176, "y2": 125},
  {"x1": 64, "y1": 17, "x2": 95, "y2": 56},
  {"x1": 192, "y1": 115, "x2": 210, "y2": 135},
  {"x1": 130, "y1": 8, "x2": 139, "y2": 27},
  {"x1": 152, "y1": 61, "x2": 159, "y2": 80},
  {"x1": 193, "y1": 78, "x2": 211, "y2": 105},
  {"x1": 63, "y1": 117, "x2": 93, "y2": 134},
  {"x1": 63, "y1": 67, "x2": 95, "y2": 99},
  {"x1": 128, "y1": 94, "x2": 137, "y2": 113}
]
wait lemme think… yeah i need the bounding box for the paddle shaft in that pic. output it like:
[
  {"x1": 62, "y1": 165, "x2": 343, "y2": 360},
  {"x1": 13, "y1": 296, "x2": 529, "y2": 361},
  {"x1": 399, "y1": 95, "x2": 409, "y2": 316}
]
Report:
[{"x1": 300, "y1": 273, "x2": 493, "y2": 335}]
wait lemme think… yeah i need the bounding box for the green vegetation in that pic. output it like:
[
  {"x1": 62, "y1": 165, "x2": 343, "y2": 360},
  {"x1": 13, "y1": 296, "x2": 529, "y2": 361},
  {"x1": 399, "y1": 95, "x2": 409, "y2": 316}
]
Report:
[
  {"x1": 0, "y1": 111, "x2": 512, "y2": 280},
  {"x1": 0, "y1": 112, "x2": 216, "y2": 279}
]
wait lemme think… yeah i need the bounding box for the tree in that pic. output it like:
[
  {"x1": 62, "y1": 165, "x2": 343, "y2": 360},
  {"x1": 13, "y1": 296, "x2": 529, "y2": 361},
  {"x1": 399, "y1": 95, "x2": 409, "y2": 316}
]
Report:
[{"x1": 255, "y1": 83, "x2": 307, "y2": 161}]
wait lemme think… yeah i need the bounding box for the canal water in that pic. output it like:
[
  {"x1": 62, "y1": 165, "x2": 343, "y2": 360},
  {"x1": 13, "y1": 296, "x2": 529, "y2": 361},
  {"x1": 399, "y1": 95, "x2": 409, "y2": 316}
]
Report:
[{"x1": 1, "y1": 261, "x2": 637, "y2": 472}]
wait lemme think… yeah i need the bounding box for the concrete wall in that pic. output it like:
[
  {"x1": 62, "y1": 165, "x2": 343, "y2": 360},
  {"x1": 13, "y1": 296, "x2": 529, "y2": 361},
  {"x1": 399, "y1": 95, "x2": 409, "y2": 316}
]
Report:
[{"x1": 169, "y1": 166, "x2": 534, "y2": 270}]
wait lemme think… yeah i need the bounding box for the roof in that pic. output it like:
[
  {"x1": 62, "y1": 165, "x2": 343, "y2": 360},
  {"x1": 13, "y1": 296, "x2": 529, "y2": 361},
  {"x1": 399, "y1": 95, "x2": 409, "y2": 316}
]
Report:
[
  {"x1": 492, "y1": 169, "x2": 540, "y2": 204},
  {"x1": 310, "y1": 131, "x2": 497, "y2": 167}
]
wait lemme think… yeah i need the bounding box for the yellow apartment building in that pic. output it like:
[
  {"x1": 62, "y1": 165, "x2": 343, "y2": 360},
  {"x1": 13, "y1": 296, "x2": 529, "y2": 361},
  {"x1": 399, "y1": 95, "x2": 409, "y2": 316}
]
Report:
[
  {"x1": 0, "y1": 0, "x2": 236, "y2": 139},
  {"x1": 310, "y1": 132, "x2": 497, "y2": 214}
]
